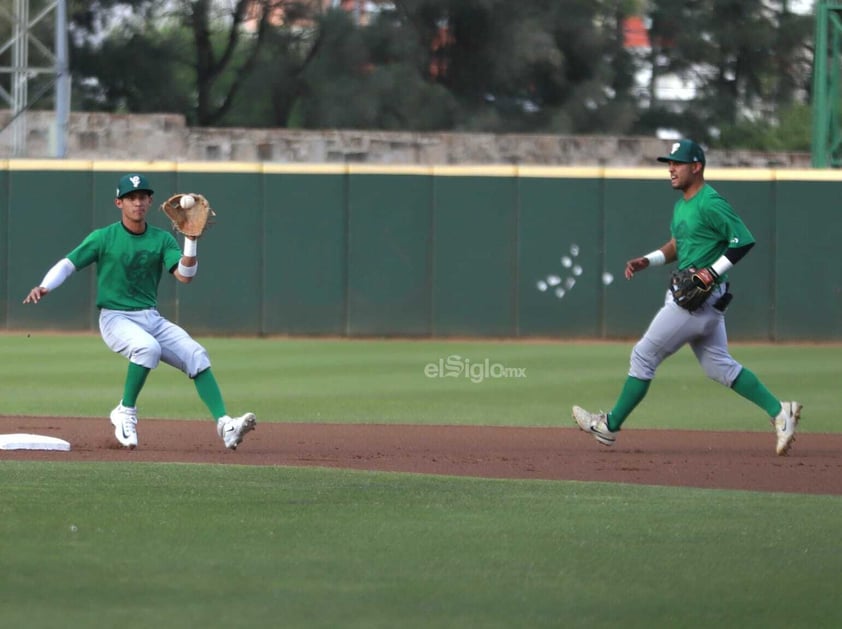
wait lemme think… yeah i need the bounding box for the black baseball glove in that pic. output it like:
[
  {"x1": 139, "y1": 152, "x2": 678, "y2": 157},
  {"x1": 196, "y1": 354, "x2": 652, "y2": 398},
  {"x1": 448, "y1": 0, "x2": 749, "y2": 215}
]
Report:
[{"x1": 669, "y1": 267, "x2": 717, "y2": 312}]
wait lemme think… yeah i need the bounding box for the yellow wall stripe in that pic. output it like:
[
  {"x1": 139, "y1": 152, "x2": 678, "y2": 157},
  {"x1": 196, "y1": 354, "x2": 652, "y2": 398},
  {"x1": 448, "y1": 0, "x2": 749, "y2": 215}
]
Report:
[{"x1": 5, "y1": 160, "x2": 842, "y2": 182}]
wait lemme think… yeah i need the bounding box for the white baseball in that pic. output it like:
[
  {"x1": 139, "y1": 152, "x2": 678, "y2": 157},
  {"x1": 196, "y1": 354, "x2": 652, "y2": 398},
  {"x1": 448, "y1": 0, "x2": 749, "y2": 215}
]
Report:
[{"x1": 180, "y1": 194, "x2": 195, "y2": 209}]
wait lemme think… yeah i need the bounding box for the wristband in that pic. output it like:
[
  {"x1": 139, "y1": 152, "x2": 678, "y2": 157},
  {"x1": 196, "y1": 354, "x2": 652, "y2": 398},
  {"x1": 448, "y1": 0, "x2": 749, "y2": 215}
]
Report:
[
  {"x1": 710, "y1": 255, "x2": 733, "y2": 277},
  {"x1": 183, "y1": 238, "x2": 197, "y2": 257},
  {"x1": 644, "y1": 250, "x2": 666, "y2": 266},
  {"x1": 177, "y1": 261, "x2": 197, "y2": 277}
]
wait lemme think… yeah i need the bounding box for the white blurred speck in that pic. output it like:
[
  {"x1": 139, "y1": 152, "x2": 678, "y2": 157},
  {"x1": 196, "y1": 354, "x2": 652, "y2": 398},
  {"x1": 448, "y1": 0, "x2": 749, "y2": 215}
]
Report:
[
  {"x1": 555, "y1": 288, "x2": 566, "y2": 298},
  {"x1": 537, "y1": 281, "x2": 548, "y2": 292},
  {"x1": 572, "y1": 265, "x2": 583, "y2": 276},
  {"x1": 70, "y1": 524, "x2": 78, "y2": 533},
  {"x1": 561, "y1": 256, "x2": 572, "y2": 268},
  {"x1": 570, "y1": 244, "x2": 580, "y2": 256},
  {"x1": 602, "y1": 272, "x2": 614, "y2": 285},
  {"x1": 564, "y1": 278, "x2": 576, "y2": 289},
  {"x1": 547, "y1": 275, "x2": 561, "y2": 286}
]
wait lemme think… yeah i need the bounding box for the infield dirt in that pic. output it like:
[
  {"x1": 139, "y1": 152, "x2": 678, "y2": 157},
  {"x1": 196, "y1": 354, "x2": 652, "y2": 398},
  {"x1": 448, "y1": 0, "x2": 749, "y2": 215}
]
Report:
[{"x1": 2, "y1": 416, "x2": 841, "y2": 496}]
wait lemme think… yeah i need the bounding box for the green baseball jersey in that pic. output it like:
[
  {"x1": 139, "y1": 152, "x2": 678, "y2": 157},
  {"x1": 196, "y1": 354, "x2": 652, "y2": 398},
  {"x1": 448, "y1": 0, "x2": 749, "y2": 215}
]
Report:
[
  {"x1": 670, "y1": 184, "x2": 755, "y2": 280},
  {"x1": 66, "y1": 222, "x2": 182, "y2": 310}
]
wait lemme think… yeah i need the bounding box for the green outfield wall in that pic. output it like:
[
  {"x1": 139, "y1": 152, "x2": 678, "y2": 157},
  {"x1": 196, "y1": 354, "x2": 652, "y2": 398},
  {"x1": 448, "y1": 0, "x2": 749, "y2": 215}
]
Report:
[{"x1": 2, "y1": 160, "x2": 839, "y2": 341}]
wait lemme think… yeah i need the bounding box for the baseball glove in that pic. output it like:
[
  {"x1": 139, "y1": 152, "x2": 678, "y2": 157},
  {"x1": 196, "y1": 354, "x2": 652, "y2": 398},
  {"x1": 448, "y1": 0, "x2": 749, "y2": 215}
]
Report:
[
  {"x1": 669, "y1": 267, "x2": 714, "y2": 312},
  {"x1": 160, "y1": 193, "x2": 216, "y2": 238}
]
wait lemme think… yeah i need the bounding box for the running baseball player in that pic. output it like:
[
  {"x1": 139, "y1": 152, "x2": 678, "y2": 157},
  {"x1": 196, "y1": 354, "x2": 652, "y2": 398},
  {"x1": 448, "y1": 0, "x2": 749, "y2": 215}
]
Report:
[
  {"x1": 572, "y1": 139, "x2": 801, "y2": 455},
  {"x1": 23, "y1": 173, "x2": 256, "y2": 450}
]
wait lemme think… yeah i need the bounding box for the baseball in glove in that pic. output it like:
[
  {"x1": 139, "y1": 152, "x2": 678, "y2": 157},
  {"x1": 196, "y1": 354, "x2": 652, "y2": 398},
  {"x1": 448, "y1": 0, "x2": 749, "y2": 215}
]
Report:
[
  {"x1": 160, "y1": 193, "x2": 216, "y2": 238},
  {"x1": 669, "y1": 267, "x2": 718, "y2": 312}
]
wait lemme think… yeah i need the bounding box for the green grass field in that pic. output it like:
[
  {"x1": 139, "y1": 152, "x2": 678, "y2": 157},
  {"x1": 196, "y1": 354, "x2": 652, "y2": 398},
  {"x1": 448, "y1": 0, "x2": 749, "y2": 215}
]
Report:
[
  {"x1": 0, "y1": 333, "x2": 836, "y2": 431},
  {"x1": 2, "y1": 334, "x2": 841, "y2": 628}
]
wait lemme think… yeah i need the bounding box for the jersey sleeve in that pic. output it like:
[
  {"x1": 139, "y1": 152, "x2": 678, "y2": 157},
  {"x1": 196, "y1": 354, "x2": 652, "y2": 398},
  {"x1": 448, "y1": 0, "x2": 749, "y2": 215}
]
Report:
[
  {"x1": 65, "y1": 229, "x2": 103, "y2": 269},
  {"x1": 163, "y1": 232, "x2": 182, "y2": 272},
  {"x1": 707, "y1": 195, "x2": 756, "y2": 249}
]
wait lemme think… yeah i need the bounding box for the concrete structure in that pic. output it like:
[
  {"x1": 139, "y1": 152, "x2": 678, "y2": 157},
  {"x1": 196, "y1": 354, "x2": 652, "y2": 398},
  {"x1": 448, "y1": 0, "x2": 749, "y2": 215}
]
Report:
[{"x1": 0, "y1": 110, "x2": 813, "y2": 168}]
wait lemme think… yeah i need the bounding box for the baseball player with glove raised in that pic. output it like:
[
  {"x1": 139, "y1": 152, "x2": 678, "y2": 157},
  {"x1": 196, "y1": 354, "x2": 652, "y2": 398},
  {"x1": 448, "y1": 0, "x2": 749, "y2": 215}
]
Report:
[
  {"x1": 573, "y1": 140, "x2": 801, "y2": 455},
  {"x1": 23, "y1": 173, "x2": 256, "y2": 450}
]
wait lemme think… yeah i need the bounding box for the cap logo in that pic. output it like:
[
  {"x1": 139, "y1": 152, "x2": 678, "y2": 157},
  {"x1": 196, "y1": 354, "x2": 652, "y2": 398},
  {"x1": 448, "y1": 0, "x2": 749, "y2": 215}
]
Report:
[
  {"x1": 671, "y1": 142, "x2": 681, "y2": 155},
  {"x1": 129, "y1": 175, "x2": 141, "y2": 188}
]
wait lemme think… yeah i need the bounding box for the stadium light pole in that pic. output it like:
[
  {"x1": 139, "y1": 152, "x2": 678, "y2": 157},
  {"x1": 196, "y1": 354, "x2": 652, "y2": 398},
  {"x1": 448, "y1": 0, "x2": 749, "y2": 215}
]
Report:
[
  {"x1": 811, "y1": 0, "x2": 842, "y2": 167},
  {"x1": 54, "y1": 0, "x2": 69, "y2": 158},
  {"x1": 0, "y1": 0, "x2": 69, "y2": 157}
]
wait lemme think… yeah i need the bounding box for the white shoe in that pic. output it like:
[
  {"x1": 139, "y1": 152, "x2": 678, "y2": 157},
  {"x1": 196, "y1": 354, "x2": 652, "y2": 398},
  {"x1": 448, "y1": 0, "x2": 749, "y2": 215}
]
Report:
[
  {"x1": 572, "y1": 405, "x2": 616, "y2": 446},
  {"x1": 217, "y1": 413, "x2": 256, "y2": 450},
  {"x1": 773, "y1": 401, "x2": 802, "y2": 456},
  {"x1": 110, "y1": 403, "x2": 138, "y2": 449}
]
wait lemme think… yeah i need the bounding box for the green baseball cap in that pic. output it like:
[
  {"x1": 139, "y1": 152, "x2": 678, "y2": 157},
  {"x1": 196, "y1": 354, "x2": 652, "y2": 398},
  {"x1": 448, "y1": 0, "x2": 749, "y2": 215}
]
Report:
[
  {"x1": 116, "y1": 173, "x2": 154, "y2": 198},
  {"x1": 656, "y1": 139, "x2": 706, "y2": 165}
]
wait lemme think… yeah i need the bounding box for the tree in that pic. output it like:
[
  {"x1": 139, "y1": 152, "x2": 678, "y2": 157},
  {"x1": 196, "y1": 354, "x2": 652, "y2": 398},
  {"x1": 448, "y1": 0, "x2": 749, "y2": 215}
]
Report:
[
  {"x1": 388, "y1": 0, "x2": 645, "y2": 134},
  {"x1": 70, "y1": 0, "x2": 293, "y2": 125},
  {"x1": 64, "y1": 0, "x2": 816, "y2": 150},
  {"x1": 285, "y1": 8, "x2": 457, "y2": 130},
  {"x1": 643, "y1": 0, "x2": 814, "y2": 147},
  {"x1": 182, "y1": 0, "x2": 274, "y2": 125}
]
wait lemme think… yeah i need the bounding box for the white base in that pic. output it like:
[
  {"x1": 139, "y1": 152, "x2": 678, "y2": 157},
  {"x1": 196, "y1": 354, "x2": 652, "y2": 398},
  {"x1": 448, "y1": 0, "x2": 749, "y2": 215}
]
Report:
[{"x1": 0, "y1": 433, "x2": 71, "y2": 451}]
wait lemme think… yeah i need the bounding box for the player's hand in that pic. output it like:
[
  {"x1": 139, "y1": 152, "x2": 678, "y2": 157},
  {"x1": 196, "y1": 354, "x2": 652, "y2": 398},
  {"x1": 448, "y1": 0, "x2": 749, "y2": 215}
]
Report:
[
  {"x1": 23, "y1": 286, "x2": 48, "y2": 304},
  {"x1": 624, "y1": 256, "x2": 649, "y2": 280}
]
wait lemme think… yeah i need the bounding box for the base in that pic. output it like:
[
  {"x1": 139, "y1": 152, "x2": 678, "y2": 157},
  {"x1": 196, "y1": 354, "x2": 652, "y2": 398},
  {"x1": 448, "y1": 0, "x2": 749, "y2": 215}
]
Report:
[{"x1": 0, "y1": 433, "x2": 71, "y2": 451}]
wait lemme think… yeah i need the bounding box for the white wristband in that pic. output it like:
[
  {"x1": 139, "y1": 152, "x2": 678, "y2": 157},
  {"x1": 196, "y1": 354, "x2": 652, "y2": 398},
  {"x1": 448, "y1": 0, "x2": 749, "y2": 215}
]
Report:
[
  {"x1": 711, "y1": 255, "x2": 734, "y2": 277},
  {"x1": 183, "y1": 238, "x2": 197, "y2": 257},
  {"x1": 644, "y1": 250, "x2": 666, "y2": 266},
  {"x1": 178, "y1": 261, "x2": 197, "y2": 277}
]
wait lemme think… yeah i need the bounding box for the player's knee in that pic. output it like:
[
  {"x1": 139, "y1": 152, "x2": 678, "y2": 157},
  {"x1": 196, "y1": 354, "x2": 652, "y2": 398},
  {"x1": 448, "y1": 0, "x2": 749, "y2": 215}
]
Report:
[
  {"x1": 705, "y1": 370, "x2": 730, "y2": 386},
  {"x1": 185, "y1": 346, "x2": 211, "y2": 378},
  {"x1": 699, "y1": 353, "x2": 741, "y2": 386},
  {"x1": 131, "y1": 340, "x2": 162, "y2": 366},
  {"x1": 705, "y1": 363, "x2": 741, "y2": 387},
  {"x1": 629, "y1": 344, "x2": 657, "y2": 380}
]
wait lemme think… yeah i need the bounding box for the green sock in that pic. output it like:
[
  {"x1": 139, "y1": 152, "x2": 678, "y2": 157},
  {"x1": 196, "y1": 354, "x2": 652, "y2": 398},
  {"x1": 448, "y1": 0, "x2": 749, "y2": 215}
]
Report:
[
  {"x1": 607, "y1": 376, "x2": 651, "y2": 431},
  {"x1": 194, "y1": 368, "x2": 227, "y2": 420},
  {"x1": 731, "y1": 368, "x2": 781, "y2": 417},
  {"x1": 122, "y1": 362, "x2": 150, "y2": 408}
]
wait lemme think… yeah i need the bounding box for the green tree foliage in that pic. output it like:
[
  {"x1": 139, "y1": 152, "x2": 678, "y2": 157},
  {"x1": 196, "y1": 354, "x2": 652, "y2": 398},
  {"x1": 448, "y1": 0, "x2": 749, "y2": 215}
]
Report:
[
  {"x1": 284, "y1": 9, "x2": 457, "y2": 130},
  {"x1": 384, "y1": 0, "x2": 644, "y2": 133},
  {"x1": 643, "y1": 0, "x2": 814, "y2": 146},
  {"x1": 65, "y1": 0, "x2": 816, "y2": 151},
  {"x1": 717, "y1": 103, "x2": 812, "y2": 151},
  {"x1": 70, "y1": 0, "x2": 281, "y2": 125}
]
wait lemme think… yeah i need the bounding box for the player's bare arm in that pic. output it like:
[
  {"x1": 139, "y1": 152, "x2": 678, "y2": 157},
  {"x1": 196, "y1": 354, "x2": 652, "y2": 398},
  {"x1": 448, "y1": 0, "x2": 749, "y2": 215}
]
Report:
[
  {"x1": 173, "y1": 235, "x2": 197, "y2": 284},
  {"x1": 625, "y1": 238, "x2": 677, "y2": 280},
  {"x1": 173, "y1": 259, "x2": 196, "y2": 284}
]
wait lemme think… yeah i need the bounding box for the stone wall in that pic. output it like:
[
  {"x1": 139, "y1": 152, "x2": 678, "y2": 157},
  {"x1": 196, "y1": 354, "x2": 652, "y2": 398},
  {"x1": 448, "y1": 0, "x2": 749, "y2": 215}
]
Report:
[{"x1": 0, "y1": 110, "x2": 813, "y2": 168}]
